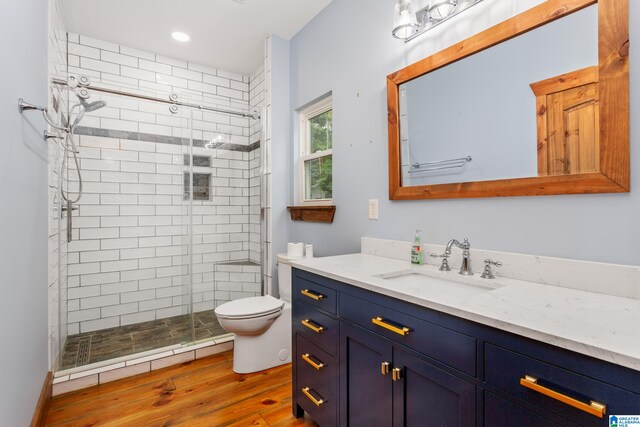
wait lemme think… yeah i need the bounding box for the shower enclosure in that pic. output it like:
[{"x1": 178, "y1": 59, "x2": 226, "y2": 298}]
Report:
[{"x1": 54, "y1": 75, "x2": 264, "y2": 371}]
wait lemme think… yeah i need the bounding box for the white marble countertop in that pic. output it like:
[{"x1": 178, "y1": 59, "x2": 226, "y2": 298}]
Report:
[{"x1": 290, "y1": 253, "x2": 640, "y2": 371}]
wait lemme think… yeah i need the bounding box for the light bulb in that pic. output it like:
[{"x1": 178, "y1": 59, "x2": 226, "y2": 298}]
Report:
[
  {"x1": 392, "y1": 0, "x2": 419, "y2": 40},
  {"x1": 171, "y1": 31, "x2": 190, "y2": 42},
  {"x1": 429, "y1": 0, "x2": 457, "y2": 21}
]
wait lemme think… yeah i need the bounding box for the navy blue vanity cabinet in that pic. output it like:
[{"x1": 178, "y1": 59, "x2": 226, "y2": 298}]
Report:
[
  {"x1": 291, "y1": 268, "x2": 640, "y2": 427},
  {"x1": 339, "y1": 295, "x2": 477, "y2": 427},
  {"x1": 292, "y1": 271, "x2": 340, "y2": 426},
  {"x1": 484, "y1": 392, "x2": 579, "y2": 427},
  {"x1": 340, "y1": 322, "x2": 394, "y2": 427},
  {"x1": 484, "y1": 343, "x2": 640, "y2": 426},
  {"x1": 393, "y1": 347, "x2": 476, "y2": 426},
  {"x1": 339, "y1": 321, "x2": 476, "y2": 427}
]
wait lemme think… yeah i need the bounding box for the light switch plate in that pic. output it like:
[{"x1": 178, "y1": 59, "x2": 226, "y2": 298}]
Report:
[{"x1": 368, "y1": 199, "x2": 379, "y2": 220}]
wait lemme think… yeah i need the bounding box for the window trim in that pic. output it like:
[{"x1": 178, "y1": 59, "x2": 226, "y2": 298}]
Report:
[{"x1": 298, "y1": 96, "x2": 333, "y2": 205}]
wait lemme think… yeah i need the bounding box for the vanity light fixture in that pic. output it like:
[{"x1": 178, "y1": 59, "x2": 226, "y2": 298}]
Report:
[
  {"x1": 171, "y1": 31, "x2": 190, "y2": 42},
  {"x1": 392, "y1": 0, "x2": 485, "y2": 42},
  {"x1": 392, "y1": 0, "x2": 419, "y2": 40}
]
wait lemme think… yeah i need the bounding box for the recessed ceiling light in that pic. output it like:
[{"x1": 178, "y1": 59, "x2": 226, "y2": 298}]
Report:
[{"x1": 171, "y1": 31, "x2": 190, "y2": 42}]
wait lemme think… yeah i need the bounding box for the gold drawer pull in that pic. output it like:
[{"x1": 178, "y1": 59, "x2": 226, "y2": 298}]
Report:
[
  {"x1": 301, "y1": 319, "x2": 325, "y2": 333},
  {"x1": 520, "y1": 375, "x2": 606, "y2": 418},
  {"x1": 302, "y1": 353, "x2": 325, "y2": 370},
  {"x1": 301, "y1": 289, "x2": 325, "y2": 301},
  {"x1": 302, "y1": 387, "x2": 325, "y2": 406},
  {"x1": 371, "y1": 316, "x2": 410, "y2": 336}
]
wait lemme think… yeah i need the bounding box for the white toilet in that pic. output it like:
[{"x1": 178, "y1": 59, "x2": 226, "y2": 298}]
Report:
[{"x1": 214, "y1": 254, "x2": 297, "y2": 374}]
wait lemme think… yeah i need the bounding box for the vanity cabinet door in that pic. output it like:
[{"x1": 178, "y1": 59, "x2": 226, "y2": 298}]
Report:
[
  {"x1": 340, "y1": 322, "x2": 393, "y2": 427},
  {"x1": 393, "y1": 348, "x2": 476, "y2": 427}
]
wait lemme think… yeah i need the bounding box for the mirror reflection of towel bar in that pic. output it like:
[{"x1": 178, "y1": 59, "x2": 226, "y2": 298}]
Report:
[{"x1": 409, "y1": 155, "x2": 472, "y2": 173}]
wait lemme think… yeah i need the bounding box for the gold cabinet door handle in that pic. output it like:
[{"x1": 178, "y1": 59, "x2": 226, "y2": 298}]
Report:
[
  {"x1": 301, "y1": 289, "x2": 325, "y2": 301},
  {"x1": 392, "y1": 367, "x2": 403, "y2": 381},
  {"x1": 302, "y1": 353, "x2": 325, "y2": 370},
  {"x1": 371, "y1": 316, "x2": 411, "y2": 336},
  {"x1": 301, "y1": 319, "x2": 325, "y2": 333},
  {"x1": 520, "y1": 375, "x2": 606, "y2": 418},
  {"x1": 381, "y1": 361, "x2": 390, "y2": 375},
  {"x1": 302, "y1": 387, "x2": 325, "y2": 406}
]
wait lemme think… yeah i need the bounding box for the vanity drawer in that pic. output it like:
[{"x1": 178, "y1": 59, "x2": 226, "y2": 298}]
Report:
[
  {"x1": 340, "y1": 293, "x2": 476, "y2": 376},
  {"x1": 295, "y1": 382, "x2": 337, "y2": 427},
  {"x1": 294, "y1": 301, "x2": 338, "y2": 355},
  {"x1": 296, "y1": 333, "x2": 338, "y2": 386},
  {"x1": 295, "y1": 333, "x2": 338, "y2": 426},
  {"x1": 293, "y1": 275, "x2": 337, "y2": 315},
  {"x1": 485, "y1": 344, "x2": 640, "y2": 426}
]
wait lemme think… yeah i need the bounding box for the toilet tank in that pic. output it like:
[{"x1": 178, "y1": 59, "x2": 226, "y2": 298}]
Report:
[{"x1": 277, "y1": 254, "x2": 301, "y2": 303}]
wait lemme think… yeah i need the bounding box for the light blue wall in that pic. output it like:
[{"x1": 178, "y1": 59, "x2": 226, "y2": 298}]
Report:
[
  {"x1": 287, "y1": 0, "x2": 639, "y2": 266},
  {"x1": 0, "y1": 0, "x2": 50, "y2": 423},
  {"x1": 269, "y1": 35, "x2": 292, "y2": 286}
]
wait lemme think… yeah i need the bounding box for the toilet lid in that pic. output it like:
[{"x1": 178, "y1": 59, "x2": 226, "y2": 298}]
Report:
[{"x1": 215, "y1": 295, "x2": 284, "y2": 319}]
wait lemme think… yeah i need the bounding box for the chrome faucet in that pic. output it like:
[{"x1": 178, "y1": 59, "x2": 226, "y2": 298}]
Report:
[{"x1": 445, "y1": 238, "x2": 473, "y2": 276}]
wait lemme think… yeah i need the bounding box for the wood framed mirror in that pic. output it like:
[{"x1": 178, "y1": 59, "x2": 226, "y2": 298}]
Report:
[{"x1": 387, "y1": 0, "x2": 628, "y2": 200}]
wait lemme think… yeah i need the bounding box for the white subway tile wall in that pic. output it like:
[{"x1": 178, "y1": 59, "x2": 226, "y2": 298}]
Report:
[
  {"x1": 68, "y1": 33, "x2": 251, "y2": 145},
  {"x1": 249, "y1": 62, "x2": 265, "y2": 266},
  {"x1": 63, "y1": 34, "x2": 264, "y2": 334},
  {"x1": 256, "y1": 37, "x2": 273, "y2": 295}
]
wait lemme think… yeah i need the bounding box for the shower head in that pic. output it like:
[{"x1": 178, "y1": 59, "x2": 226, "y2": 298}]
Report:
[
  {"x1": 69, "y1": 95, "x2": 107, "y2": 131},
  {"x1": 79, "y1": 97, "x2": 107, "y2": 112}
]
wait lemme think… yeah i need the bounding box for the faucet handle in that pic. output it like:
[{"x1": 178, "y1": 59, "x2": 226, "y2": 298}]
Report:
[
  {"x1": 430, "y1": 253, "x2": 451, "y2": 271},
  {"x1": 481, "y1": 259, "x2": 502, "y2": 279}
]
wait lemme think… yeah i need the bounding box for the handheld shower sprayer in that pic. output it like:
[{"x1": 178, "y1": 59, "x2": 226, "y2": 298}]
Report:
[{"x1": 70, "y1": 94, "x2": 107, "y2": 131}]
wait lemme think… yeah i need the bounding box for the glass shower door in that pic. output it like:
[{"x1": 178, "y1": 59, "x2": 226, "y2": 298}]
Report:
[
  {"x1": 55, "y1": 74, "x2": 263, "y2": 371},
  {"x1": 185, "y1": 95, "x2": 263, "y2": 342},
  {"x1": 59, "y1": 83, "x2": 195, "y2": 369}
]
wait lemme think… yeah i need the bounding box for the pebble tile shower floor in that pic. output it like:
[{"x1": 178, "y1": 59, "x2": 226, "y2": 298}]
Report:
[{"x1": 61, "y1": 309, "x2": 227, "y2": 369}]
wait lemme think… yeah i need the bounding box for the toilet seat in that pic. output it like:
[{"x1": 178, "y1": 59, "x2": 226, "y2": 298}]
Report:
[{"x1": 215, "y1": 295, "x2": 284, "y2": 320}]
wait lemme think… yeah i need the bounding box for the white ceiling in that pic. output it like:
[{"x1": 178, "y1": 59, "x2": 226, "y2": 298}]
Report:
[{"x1": 61, "y1": 0, "x2": 333, "y2": 75}]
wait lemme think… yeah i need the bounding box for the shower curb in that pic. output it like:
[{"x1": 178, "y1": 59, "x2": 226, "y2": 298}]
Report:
[{"x1": 52, "y1": 336, "x2": 234, "y2": 396}]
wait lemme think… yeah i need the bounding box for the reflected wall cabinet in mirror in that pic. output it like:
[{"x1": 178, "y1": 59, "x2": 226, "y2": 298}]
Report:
[{"x1": 387, "y1": 0, "x2": 628, "y2": 200}]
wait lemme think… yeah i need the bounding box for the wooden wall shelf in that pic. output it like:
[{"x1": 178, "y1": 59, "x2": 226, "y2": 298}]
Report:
[{"x1": 287, "y1": 206, "x2": 336, "y2": 223}]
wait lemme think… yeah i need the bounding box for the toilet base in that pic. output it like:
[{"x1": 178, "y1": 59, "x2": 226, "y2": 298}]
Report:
[{"x1": 232, "y1": 305, "x2": 292, "y2": 374}]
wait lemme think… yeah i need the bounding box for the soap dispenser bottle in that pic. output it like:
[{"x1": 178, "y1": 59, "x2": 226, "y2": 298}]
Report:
[{"x1": 411, "y1": 229, "x2": 424, "y2": 265}]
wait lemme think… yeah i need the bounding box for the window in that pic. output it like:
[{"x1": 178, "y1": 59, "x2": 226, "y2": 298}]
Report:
[{"x1": 299, "y1": 96, "x2": 332, "y2": 204}]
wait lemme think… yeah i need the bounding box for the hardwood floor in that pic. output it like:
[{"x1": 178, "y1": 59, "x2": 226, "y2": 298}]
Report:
[{"x1": 45, "y1": 351, "x2": 319, "y2": 427}]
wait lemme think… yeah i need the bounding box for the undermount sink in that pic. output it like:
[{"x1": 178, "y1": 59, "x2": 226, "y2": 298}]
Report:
[{"x1": 375, "y1": 269, "x2": 505, "y2": 294}]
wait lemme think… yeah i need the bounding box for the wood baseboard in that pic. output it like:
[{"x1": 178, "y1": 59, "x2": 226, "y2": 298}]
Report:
[{"x1": 30, "y1": 371, "x2": 53, "y2": 427}]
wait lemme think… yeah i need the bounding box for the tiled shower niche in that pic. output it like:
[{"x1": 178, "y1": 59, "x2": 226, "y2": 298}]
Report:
[{"x1": 184, "y1": 173, "x2": 211, "y2": 201}]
